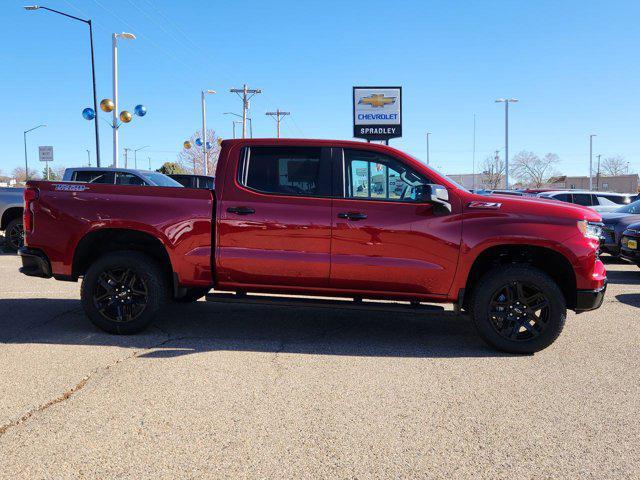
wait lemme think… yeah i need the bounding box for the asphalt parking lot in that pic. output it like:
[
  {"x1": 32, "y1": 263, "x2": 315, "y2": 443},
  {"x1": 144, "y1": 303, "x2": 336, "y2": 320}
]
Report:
[{"x1": 0, "y1": 245, "x2": 638, "y2": 479}]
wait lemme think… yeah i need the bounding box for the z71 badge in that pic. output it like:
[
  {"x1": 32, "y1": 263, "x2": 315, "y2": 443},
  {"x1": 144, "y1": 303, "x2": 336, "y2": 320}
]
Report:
[{"x1": 54, "y1": 184, "x2": 88, "y2": 192}]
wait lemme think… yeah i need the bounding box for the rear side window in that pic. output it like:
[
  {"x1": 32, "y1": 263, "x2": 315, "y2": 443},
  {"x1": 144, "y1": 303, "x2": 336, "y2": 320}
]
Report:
[
  {"x1": 238, "y1": 146, "x2": 328, "y2": 197},
  {"x1": 116, "y1": 172, "x2": 146, "y2": 186},
  {"x1": 573, "y1": 193, "x2": 594, "y2": 206},
  {"x1": 600, "y1": 194, "x2": 629, "y2": 205},
  {"x1": 72, "y1": 171, "x2": 115, "y2": 184}
]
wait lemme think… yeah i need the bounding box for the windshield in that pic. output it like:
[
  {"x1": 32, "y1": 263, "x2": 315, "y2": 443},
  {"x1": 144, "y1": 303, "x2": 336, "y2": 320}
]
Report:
[
  {"x1": 141, "y1": 172, "x2": 184, "y2": 187},
  {"x1": 614, "y1": 199, "x2": 640, "y2": 214}
]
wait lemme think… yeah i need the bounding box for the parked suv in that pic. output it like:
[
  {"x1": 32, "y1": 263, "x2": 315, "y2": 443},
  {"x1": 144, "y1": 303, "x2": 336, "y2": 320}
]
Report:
[
  {"x1": 0, "y1": 187, "x2": 25, "y2": 251},
  {"x1": 63, "y1": 167, "x2": 183, "y2": 187},
  {"x1": 538, "y1": 190, "x2": 632, "y2": 213}
]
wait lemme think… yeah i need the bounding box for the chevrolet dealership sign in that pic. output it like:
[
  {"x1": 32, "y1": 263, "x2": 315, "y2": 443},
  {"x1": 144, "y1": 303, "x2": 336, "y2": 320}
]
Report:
[{"x1": 353, "y1": 86, "x2": 402, "y2": 141}]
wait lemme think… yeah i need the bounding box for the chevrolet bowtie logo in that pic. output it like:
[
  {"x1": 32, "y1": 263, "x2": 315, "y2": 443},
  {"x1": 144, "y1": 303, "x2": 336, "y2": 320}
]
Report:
[{"x1": 359, "y1": 93, "x2": 396, "y2": 108}]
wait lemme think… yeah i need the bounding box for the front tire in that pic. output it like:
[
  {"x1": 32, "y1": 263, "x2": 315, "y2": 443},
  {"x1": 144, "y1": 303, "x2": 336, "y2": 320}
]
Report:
[
  {"x1": 5, "y1": 218, "x2": 24, "y2": 251},
  {"x1": 470, "y1": 265, "x2": 566, "y2": 354},
  {"x1": 81, "y1": 251, "x2": 169, "y2": 334}
]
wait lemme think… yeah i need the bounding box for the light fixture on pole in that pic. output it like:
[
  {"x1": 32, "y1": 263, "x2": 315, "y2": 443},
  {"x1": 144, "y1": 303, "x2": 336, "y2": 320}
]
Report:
[
  {"x1": 589, "y1": 134, "x2": 596, "y2": 190},
  {"x1": 23, "y1": 124, "x2": 47, "y2": 181},
  {"x1": 224, "y1": 112, "x2": 253, "y2": 138},
  {"x1": 201, "y1": 89, "x2": 216, "y2": 175},
  {"x1": 24, "y1": 5, "x2": 101, "y2": 167},
  {"x1": 133, "y1": 145, "x2": 150, "y2": 169},
  {"x1": 112, "y1": 32, "x2": 136, "y2": 167},
  {"x1": 495, "y1": 98, "x2": 518, "y2": 189}
]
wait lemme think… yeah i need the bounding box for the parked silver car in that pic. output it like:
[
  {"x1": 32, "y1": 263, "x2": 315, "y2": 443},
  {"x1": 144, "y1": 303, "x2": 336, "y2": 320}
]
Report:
[
  {"x1": 63, "y1": 167, "x2": 183, "y2": 187},
  {"x1": 0, "y1": 187, "x2": 25, "y2": 251},
  {"x1": 537, "y1": 190, "x2": 633, "y2": 213}
]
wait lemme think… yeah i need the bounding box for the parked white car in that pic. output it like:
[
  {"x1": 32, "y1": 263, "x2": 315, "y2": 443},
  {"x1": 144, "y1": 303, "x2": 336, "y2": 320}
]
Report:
[{"x1": 537, "y1": 190, "x2": 633, "y2": 213}]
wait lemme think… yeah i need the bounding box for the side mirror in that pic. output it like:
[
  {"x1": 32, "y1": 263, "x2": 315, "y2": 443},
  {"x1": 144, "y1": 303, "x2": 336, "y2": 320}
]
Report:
[{"x1": 415, "y1": 184, "x2": 452, "y2": 214}]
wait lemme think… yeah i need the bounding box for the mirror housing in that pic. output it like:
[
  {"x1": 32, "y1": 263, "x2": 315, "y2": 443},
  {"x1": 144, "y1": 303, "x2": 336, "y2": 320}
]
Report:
[{"x1": 416, "y1": 184, "x2": 452, "y2": 214}]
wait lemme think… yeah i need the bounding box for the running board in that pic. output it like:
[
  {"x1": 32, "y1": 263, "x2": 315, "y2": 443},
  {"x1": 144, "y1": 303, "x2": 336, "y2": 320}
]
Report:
[{"x1": 205, "y1": 292, "x2": 445, "y2": 313}]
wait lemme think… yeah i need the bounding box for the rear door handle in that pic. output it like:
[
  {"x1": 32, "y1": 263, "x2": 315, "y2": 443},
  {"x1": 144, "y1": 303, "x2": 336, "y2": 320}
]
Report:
[
  {"x1": 227, "y1": 206, "x2": 255, "y2": 215},
  {"x1": 338, "y1": 212, "x2": 367, "y2": 221}
]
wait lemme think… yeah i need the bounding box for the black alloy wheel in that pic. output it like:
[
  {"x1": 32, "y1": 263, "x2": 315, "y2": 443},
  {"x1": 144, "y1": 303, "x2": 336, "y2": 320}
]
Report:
[
  {"x1": 93, "y1": 267, "x2": 149, "y2": 323},
  {"x1": 488, "y1": 281, "x2": 550, "y2": 341},
  {"x1": 5, "y1": 219, "x2": 24, "y2": 251}
]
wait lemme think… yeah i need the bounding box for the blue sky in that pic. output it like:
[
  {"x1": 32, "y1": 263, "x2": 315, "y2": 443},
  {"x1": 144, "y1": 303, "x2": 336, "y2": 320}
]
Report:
[{"x1": 2, "y1": 0, "x2": 639, "y2": 176}]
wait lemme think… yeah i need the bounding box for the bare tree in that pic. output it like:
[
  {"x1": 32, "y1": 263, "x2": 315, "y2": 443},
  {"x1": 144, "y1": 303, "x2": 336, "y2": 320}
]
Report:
[
  {"x1": 511, "y1": 151, "x2": 560, "y2": 188},
  {"x1": 11, "y1": 167, "x2": 40, "y2": 182},
  {"x1": 601, "y1": 155, "x2": 628, "y2": 176},
  {"x1": 177, "y1": 129, "x2": 221, "y2": 175},
  {"x1": 481, "y1": 153, "x2": 505, "y2": 189}
]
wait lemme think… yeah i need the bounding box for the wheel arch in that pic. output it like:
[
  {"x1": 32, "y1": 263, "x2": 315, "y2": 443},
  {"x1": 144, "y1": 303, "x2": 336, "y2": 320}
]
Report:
[{"x1": 462, "y1": 244, "x2": 577, "y2": 310}]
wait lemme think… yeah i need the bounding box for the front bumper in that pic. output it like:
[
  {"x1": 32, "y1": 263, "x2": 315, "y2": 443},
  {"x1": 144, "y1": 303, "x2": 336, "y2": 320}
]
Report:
[
  {"x1": 18, "y1": 247, "x2": 52, "y2": 278},
  {"x1": 574, "y1": 283, "x2": 607, "y2": 313}
]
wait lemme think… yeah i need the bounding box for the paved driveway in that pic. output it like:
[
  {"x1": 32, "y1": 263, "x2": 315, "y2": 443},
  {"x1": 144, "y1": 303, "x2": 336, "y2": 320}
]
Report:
[{"x1": 0, "y1": 252, "x2": 638, "y2": 479}]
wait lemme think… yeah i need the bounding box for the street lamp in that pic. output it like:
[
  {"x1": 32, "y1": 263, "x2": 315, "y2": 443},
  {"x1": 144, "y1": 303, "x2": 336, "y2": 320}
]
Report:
[
  {"x1": 112, "y1": 32, "x2": 136, "y2": 166},
  {"x1": 495, "y1": 98, "x2": 518, "y2": 189},
  {"x1": 23, "y1": 124, "x2": 47, "y2": 181},
  {"x1": 589, "y1": 134, "x2": 597, "y2": 190},
  {"x1": 201, "y1": 89, "x2": 216, "y2": 175},
  {"x1": 224, "y1": 112, "x2": 252, "y2": 138},
  {"x1": 24, "y1": 5, "x2": 101, "y2": 167},
  {"x1": 425, "y1": 132, "x2": 431, "y2": 165},
  {"x1": 133, "y1": 145, "x2": 150, "y2": 169}
]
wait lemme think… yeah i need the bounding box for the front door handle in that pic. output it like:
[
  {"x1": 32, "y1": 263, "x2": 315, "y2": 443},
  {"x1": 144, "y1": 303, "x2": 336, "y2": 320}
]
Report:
[
  {"x1": 227, "y1": 206, "x2": 255, "y2": 215},
  {"x1": 338, "y1": 212, "x2": 367, "y2": 221}
]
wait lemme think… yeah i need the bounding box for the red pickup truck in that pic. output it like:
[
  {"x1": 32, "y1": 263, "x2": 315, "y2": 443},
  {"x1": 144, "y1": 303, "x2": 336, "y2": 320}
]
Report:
[{"x1": 19, "y1": 139, "x2": 606, "y2": 353}]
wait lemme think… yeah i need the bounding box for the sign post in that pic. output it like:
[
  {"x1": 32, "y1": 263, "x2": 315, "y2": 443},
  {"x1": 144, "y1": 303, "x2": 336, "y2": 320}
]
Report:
[
  {"x1": 38, "y1": 146, "x2": 54, "y2": 180},
  {"x1": 353, "y1": 86, "x2": 402, "y2": 143}
]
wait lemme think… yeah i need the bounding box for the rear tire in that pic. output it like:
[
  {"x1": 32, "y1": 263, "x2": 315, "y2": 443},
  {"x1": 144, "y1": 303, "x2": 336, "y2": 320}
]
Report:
[
  {"x1": 5, "y1": 218, "x2": 24, "y2": 251},
  {"x1": 173, "y1": 287, "x2": 210, "y2": 303},
  {"x1": 81, "y1": 251, "x2": 168, "y2": 334},
  {"x1": 470, "y1": 265, "x2": 566, "y2": 354}
]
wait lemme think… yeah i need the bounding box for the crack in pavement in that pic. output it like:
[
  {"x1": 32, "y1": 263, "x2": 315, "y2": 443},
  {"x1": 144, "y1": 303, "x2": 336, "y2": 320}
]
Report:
[{"x1": 0, "y1": 329, "x2": 173, "y2": 438}]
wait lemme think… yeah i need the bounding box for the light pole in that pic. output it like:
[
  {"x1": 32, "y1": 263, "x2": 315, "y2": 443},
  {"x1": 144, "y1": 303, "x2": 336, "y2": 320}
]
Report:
[
  {"x1": 133, "y1": 145, "x2": 150, "y2": 169},
  {"x1": 596, "y1": 154, "x2": 601, "y2": 190},
  {"x1": 24, "y1": 5, "x2": 101, "y2": 167},
  {"x1": 112, "y1": 32, "x2": 136, "y2": 167},
  {"x1": 495, "y1": 98, "x2": 518, "y2": 189},
  {"x1": 23, "y1": 124, "x2": 47, "y2": 181},
  {"x1": 589, "y1": 134, "x2": 596, "y2": 190},
  {"x1": 86, "y1": 149, "x2": 91, "y2": 166},
  {"x1": 201, "y1": 90, "x2": 216, "y2": 175},
  {"x1": 425, "y1": 131, "x2": 431, "y2": 165},
  {"x1": 224, "y1": 112, "x2": 252, "y2": 138}
]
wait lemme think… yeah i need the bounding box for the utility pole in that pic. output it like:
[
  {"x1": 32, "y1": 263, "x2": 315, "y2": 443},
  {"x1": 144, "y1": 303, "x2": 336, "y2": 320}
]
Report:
[
  {"x1": 148, "y1": 157, "x2": 151, "y2": 170},
  {"x1": 596, "y1": 154, "x2": 601, "y2": 190},
  {"x1": 472, "y1": 115, "x2": 476, "y2": 190},
  {"x1": 87, "y1": 149, "x2": 91, "y2": 166},
  {"x1": 589, "y1": 134, "x2": 596, "y2": 190},
  {"x1": 230, "y1": 84, "x2": 261, "y2": 138},
  {"x1": 266, "y1": 109, "x2": 290, "y2": 138},
  {"x1": 495, "y1": 98, "x2": 518, "y2": 189},
  {"x1": 123, "y1": 148, "x2": 131, "y2": 168}
]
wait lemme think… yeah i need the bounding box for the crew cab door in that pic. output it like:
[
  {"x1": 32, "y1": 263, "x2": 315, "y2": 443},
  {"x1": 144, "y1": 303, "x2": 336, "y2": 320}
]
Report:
[
  {"x1": 330, "y1": 148, "x2": 461, "y2": 296},
  {"x1": 217, "y1": 145, "x2": 333, "y2": 289}
]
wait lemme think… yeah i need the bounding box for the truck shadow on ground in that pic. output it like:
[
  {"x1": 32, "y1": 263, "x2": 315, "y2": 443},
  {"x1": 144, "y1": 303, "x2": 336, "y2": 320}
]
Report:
[
  {"x1": 0, "y1": 298, "x2": 510, "y2": 359},
  {"x1": 605, "y1": 269, "x2": 640, "y2": 285},
  {"x1": 615, "y1": 293, "x2": 640, "y2": 309}
]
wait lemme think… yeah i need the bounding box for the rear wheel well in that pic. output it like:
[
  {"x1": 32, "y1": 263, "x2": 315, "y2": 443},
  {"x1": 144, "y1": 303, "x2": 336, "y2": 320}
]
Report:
[
  {"x1": 1, "y1": 207, "x2": 23, "y2": 230},
  {"x1": 463, "y1": 245, "x2": 577, "y2": 310},
  {"x1": 73, "y1": 229, "x2": 173, "y2": 289}
]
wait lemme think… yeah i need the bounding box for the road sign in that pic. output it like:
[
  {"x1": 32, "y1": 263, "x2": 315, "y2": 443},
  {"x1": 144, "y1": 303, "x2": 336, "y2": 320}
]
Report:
[
  {"x1": 38, "y1": 146, "x2": 54, "y2": 163},
  {"x1": 353, "y1": 86, "x2": 402, "y2": 141}
]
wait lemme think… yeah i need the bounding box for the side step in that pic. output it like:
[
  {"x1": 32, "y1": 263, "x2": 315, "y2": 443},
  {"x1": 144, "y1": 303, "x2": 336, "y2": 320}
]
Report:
[{"x1": 205, "y1": 292, "x2": 445, "y2": 313}]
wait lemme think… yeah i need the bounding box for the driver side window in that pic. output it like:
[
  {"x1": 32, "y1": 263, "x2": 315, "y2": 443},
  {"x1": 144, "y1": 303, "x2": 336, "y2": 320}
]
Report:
[{"x1": 344, "y1": 149, "x2": 426, "y2": 202}]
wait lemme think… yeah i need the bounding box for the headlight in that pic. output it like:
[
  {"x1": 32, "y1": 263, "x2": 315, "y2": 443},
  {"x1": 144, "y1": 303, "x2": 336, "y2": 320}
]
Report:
[{"x1": 577, "y1": 220, "x2": 602, "y2": 240}]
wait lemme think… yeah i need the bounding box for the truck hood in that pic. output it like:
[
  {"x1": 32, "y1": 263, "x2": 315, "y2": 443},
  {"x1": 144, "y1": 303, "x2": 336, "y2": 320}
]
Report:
[{"x1": 471, "y1": 193, "x2": 602, "y2": 222}]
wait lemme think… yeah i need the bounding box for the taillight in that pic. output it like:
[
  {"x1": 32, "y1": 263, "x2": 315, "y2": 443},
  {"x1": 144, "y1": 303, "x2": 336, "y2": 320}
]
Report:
[{"x1": 23, "y1": 187, "x2": 38, "y2": 234}]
